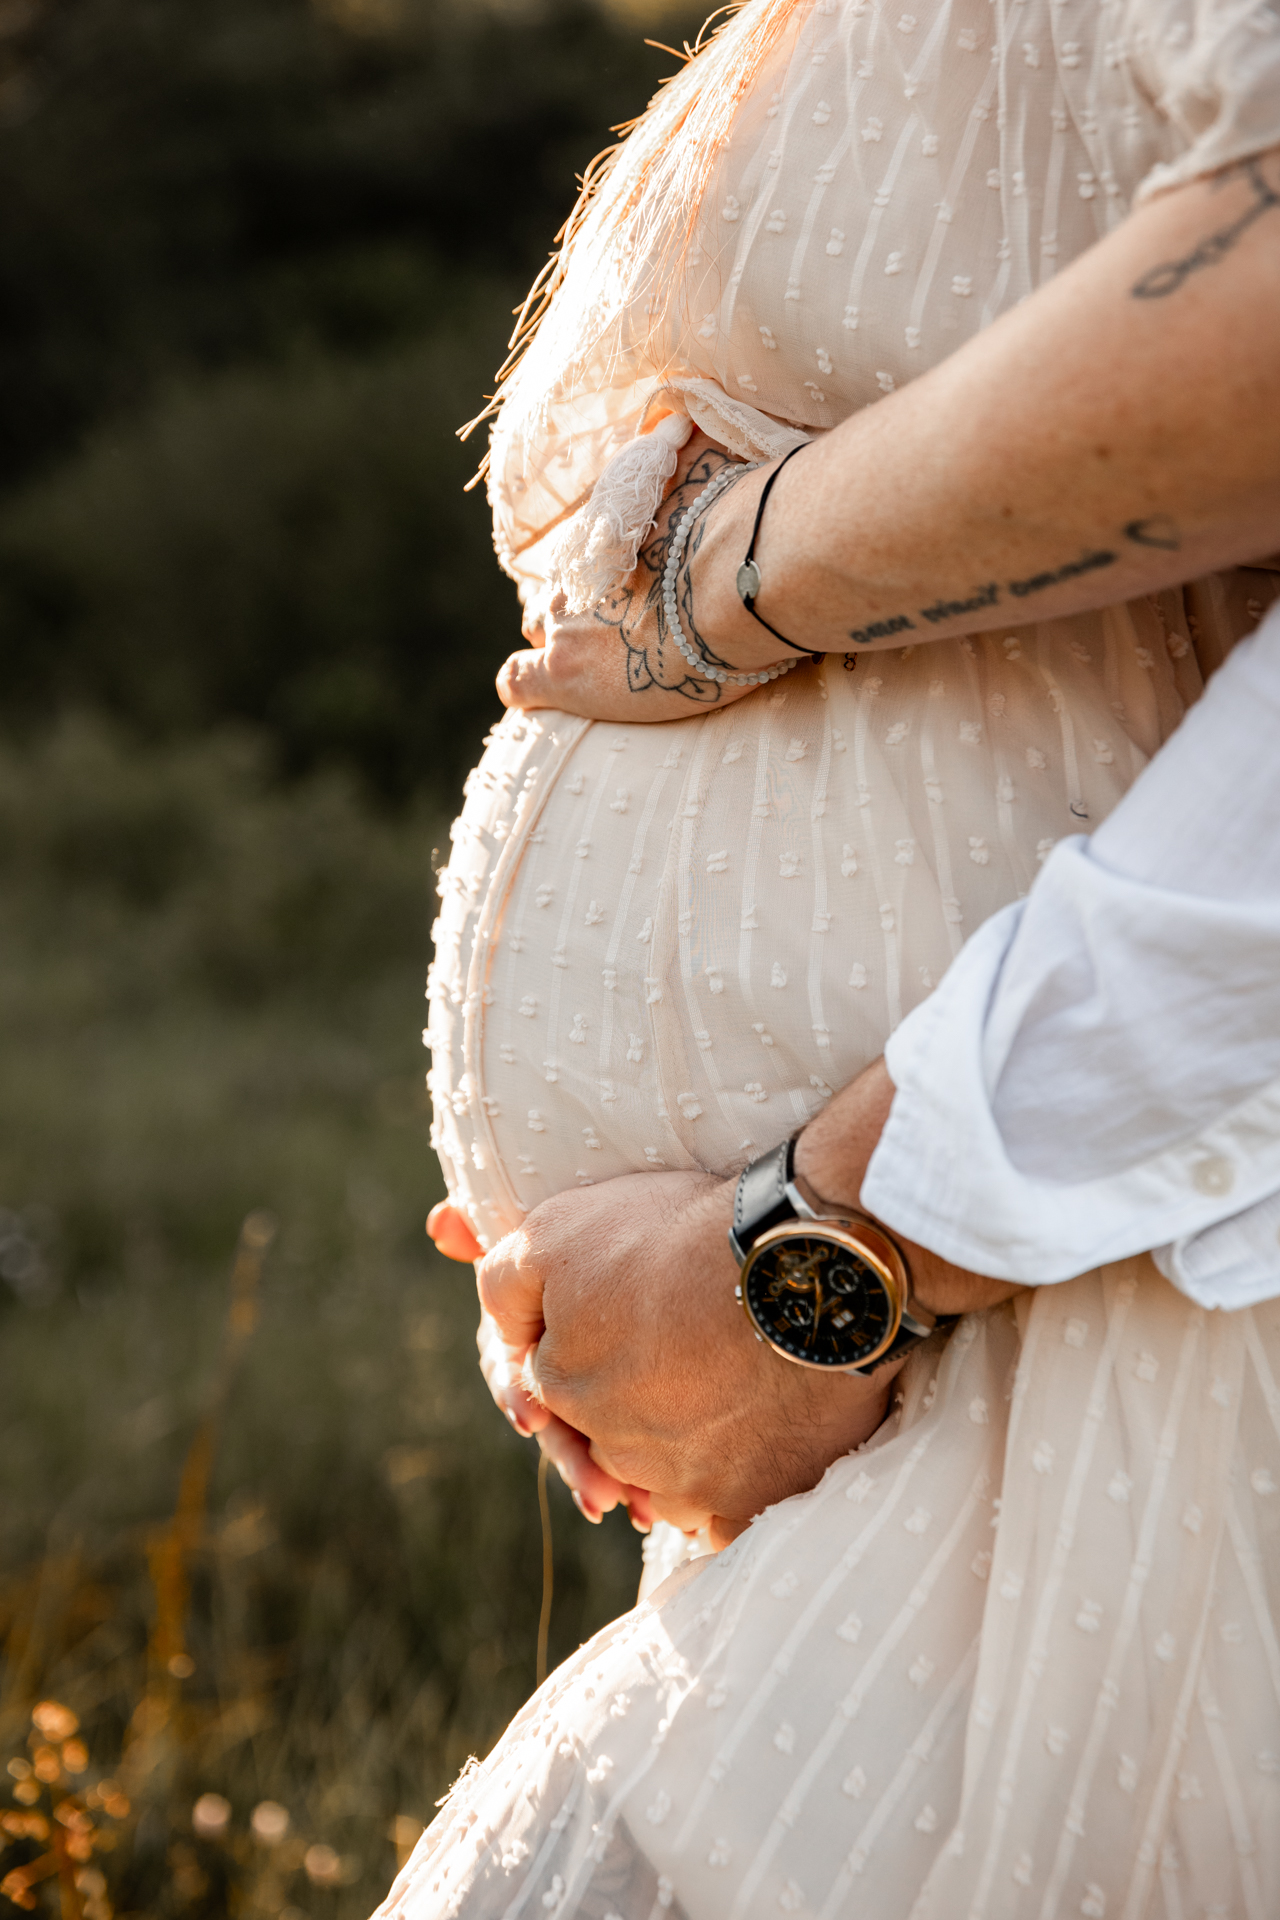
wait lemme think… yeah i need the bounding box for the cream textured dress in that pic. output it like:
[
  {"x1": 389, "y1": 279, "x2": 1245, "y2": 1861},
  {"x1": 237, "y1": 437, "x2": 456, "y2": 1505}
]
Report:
[{"x1": 392, "y1": 0, "x2": 1280, "y2": 1913}]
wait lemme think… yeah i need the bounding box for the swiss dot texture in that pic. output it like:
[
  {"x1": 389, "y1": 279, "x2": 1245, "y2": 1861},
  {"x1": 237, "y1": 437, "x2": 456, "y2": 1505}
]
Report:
[{"x1": 409, "y1": 0, "x2": 1280, "y2": 1907}]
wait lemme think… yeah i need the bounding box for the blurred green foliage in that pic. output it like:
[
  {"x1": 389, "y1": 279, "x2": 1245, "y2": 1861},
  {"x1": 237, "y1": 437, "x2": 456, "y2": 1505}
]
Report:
[
  {"x1": 0, "y1": 0, "x2": 705, "y2": 800},
  {"x1": 0, "y1": 4, "x2": 708, "y2": 1912},
  {"x1": 0, "y1": 341, "x2": 516, "y2": 804},
  {"x1": 0, "y1": 723, "x2": 643, "y2": 1917}
]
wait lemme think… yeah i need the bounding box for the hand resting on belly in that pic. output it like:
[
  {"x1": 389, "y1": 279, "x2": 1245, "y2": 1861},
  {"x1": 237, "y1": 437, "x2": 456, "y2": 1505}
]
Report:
[{"x1": 431, "y1": 1060, "x2": 1021, "y2": 1547}]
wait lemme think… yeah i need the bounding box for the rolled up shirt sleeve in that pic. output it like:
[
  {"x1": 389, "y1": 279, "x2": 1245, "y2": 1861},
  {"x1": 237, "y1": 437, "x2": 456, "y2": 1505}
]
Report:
[{"x1": 861, "y1": 599, "x2": 1280, "y2": 1306}]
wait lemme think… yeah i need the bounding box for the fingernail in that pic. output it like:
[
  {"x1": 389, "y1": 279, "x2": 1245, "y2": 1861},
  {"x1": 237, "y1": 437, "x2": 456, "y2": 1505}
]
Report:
[
  {"x1": 630, "y1": 1514, "x2": 652, "y2": 1535},
  {"x1": 571, "y1": 1489, "x2": 602, "y2": 1525},
  {"x1": 505, "y1": 1406, "x2": 532, "y2": 1438}
]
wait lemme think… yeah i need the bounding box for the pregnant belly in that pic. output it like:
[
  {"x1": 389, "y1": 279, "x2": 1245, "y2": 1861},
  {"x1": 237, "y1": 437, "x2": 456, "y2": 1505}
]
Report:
[{"x1": 428, "y1": 633, "x2": 1185, "y2": 1250}]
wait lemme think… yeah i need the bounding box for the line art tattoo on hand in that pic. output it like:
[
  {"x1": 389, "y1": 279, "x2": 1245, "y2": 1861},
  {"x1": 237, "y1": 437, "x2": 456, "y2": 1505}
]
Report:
[{"x1": 592, "y1": 450, "x2": 753, "y2": 704}]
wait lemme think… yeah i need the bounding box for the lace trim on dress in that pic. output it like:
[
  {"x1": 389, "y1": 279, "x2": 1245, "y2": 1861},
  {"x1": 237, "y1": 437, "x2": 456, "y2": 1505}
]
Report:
[{"x1": 544, "y1": 380, "x2": 812, "y2": 615}]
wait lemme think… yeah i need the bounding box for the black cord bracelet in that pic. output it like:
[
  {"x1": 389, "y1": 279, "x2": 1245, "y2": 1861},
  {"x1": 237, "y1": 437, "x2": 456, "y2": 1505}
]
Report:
[{"x1": 734, "y1": 443, "x2": 822, "y2": 658}]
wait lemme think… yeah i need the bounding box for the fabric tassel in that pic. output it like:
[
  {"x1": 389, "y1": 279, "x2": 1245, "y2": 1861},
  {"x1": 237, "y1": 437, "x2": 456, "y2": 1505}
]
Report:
[{"x1": 546, "y1": 412, "x2": 693, "y2": 614}]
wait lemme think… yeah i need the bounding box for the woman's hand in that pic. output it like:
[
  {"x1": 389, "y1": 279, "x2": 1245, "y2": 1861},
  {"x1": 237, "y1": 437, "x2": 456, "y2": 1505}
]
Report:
[
  {"x1": 502, "y1": 152, "x2": 1280, "y2": 726},
  {"x1": 496, "y1": 432, "x2": 800, "y2": 724},
  {"x1": 428, "y1": 1202, "x2": 656, "y2": 1531}
]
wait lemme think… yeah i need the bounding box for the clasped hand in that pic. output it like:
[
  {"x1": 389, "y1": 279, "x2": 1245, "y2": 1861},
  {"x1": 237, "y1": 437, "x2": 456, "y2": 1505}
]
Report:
[
  {"x1": 435, "y1": 1169, "x2": 899, "y2": 1551},
  {"x1": 496, "y1": 432, "x2": 801, "y2": 727},
  {"x1": 430, "y1": 1060, "x2": 1022, "y2": 1545}
]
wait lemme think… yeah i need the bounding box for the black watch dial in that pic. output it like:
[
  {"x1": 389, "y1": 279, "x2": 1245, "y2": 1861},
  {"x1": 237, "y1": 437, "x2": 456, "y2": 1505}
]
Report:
[{"x1": 741, "y1": 1228, "x2": 898, "y2": 1369}]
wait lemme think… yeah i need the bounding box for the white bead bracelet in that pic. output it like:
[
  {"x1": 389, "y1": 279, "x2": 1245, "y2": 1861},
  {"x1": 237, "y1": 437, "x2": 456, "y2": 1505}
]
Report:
[{"x1": 661, "y1": 463, "x2": 802, "y2": 689}]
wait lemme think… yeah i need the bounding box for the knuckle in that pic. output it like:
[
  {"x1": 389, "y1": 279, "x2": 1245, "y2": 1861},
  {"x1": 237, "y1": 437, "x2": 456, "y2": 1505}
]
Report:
[
  {"x1": 534, "y1": 1357, "x2": 579, "y2": 1423},
  {"x1": 474, "y1": 1258, "x2": 501, "y2": 1317},
  {"x1": 600, "y1": 1444, "x2": 654, "y2": 1488}
]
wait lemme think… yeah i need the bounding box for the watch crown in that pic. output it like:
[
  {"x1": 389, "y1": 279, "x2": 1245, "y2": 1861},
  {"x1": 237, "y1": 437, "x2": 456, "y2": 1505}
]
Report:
[{"x1": 734, "y1": 1285, "x2": 742, "y2": 1300}]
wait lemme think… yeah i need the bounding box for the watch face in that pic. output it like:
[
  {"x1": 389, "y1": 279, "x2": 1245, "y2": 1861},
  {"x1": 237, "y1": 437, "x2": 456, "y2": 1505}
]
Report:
[{"x1": 740, "y1": 1227, "x2": 899, "y2": 1370}]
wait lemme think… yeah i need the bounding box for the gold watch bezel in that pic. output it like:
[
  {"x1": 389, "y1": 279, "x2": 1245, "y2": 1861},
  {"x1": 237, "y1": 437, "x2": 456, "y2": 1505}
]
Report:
[{"x1": 736, "y1": 1216, "x2": 911, "y2": 1373}]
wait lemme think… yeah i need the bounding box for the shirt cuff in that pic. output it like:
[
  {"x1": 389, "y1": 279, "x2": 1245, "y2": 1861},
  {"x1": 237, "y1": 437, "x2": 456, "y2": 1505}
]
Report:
[
  {"x1": 862, "y1": 903, "x2": 1280, "y2": 1292},
  {"x1": 1153, "y1": 1189, "x2": 1280, "y2": 1311}
]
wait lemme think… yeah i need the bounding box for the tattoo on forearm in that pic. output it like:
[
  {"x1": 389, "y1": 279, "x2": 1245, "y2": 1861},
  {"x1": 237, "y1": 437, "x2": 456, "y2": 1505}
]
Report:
[
  {"x1": 605, "y1": 454, "x2": 1184, "y2": 679},
  {"x1": 1007, "y1": 549, "x2": 1116, "y2": 598},
  {"x1": 847, "y1": 548, "x2": 1118, "y2": 644},
  {"x1": 847, "y1": 614, "x2": 918, "y2": 644},
  {"x1": 1124, "y1": 515, "x2": 1180, "y2": 551},
  {"x1": 845, "y1": 515, "x2": 1182, "y2": 647},
  {"x1": 596, "y1": 450, "x2": 752, "y2": 703},
  {"x1": 919, "y1": 583, "x2": 999, "y2": 626},
  {"x1": 1130, "y1": 156, "x2": 1280, "y2": 300}
]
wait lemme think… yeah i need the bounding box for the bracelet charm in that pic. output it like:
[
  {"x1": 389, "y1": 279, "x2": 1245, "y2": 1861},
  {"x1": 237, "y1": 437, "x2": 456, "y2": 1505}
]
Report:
[{"x1": 734, "y1": 443, "x2": 821, "y2": 658}]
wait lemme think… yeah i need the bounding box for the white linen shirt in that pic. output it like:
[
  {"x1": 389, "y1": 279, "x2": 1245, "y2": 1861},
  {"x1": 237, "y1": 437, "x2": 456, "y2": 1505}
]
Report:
[{"x1": 863, "y1": 599, "x2": 1280, "y2": 1307}]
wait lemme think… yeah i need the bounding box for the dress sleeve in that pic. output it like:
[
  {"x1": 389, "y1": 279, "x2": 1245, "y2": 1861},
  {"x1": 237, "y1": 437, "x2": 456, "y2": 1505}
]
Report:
[{"x1": 1129, "y1": 0, "x2": 1280, "y2": 199}]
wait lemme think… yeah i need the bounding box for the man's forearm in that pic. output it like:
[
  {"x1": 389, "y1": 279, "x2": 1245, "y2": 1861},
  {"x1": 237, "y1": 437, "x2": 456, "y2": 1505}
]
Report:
[{"x1": 793, "y1": 1058, "x2": 1025, "y2": 1319}]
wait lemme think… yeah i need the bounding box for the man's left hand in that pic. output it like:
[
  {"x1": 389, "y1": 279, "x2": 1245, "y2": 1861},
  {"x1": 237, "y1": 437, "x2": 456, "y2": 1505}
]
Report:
[
  {"x1": 474, "y1": 1169, "x2": 901, "y2": 1550},
  {"x1": 434, "y1": 1060, "x2": 1024, "y2": 1548}
]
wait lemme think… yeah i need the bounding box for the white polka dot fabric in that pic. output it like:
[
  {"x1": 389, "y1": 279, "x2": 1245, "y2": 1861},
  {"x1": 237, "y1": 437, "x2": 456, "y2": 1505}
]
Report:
[
  {"x1": 419, "y1": 590, "x2": 1272, "y2": 1917},
  {"x1": 428, "y1": 623, "x2": 1208, "y2": 1247},
  {"x1": 377, "y1": 1270, "x2": 1280, "y2": 1919},
  {"x1": 674, "y1": 0, "x2": 1280, "y2": 431},
  {"x1": 407, "y1": 0, "x2": 1280, "y2": 1909},
  {"x1": 488, "y1": 0, "x2": 1280, "y2": 604}
]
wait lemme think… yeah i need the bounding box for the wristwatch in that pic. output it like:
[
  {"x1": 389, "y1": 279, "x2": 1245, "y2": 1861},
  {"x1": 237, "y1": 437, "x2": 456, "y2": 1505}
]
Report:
[{"x1": 728, "y1": 1135, "x2": 954, "y2": 1375}]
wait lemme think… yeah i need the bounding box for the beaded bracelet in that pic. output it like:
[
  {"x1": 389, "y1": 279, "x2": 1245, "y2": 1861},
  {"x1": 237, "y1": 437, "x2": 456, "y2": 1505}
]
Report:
[{"x1": 661, "y1": 463, "x2": 802, "y2": 689}]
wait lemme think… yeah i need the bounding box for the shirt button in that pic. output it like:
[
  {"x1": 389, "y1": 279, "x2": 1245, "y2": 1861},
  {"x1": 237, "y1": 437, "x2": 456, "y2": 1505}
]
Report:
[{"x1": 1190, "y1": 1155, "x2": 1235, "y2": 1198}]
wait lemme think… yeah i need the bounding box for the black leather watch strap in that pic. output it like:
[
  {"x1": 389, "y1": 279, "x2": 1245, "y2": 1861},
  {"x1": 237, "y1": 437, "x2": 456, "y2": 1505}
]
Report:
[
  {"x1": 729, "y1": 1135, "x2": 805, "y2": 1266},
  {"x1": 867, "y1": 1312, "x2": 941, "y2": 1373}
]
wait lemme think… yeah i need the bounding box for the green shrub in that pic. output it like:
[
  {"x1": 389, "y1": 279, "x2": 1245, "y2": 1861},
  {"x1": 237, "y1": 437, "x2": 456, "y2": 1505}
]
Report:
[
  {"x1": 0, "y1": 344, "x2": 516, "y2": 805},
  {"x1": 0, "y1": 0, "x2": 702, "y2": 489},
  {"x1": 0, "y1": 724, "x2": 642, "y2": 1919}
]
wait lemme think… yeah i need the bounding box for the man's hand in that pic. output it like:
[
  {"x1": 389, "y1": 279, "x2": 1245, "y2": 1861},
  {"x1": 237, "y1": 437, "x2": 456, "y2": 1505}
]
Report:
[
  {"x1": 430, "y1": 1060, "x2": 1025, "y2": 1548},
  {"x1": 474, "y1": 1304, "x2": 657, "y2": 1531},
  {"x1": 496, "y1": 432, "x2": 794, "y2": 725},
  {"x1": 474, "y1": 1170, "x2": 899, "y2": 1550},
  {"x1": 793, "y1": 1059, "x2": 1026, "y2": 1318}
]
